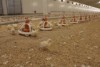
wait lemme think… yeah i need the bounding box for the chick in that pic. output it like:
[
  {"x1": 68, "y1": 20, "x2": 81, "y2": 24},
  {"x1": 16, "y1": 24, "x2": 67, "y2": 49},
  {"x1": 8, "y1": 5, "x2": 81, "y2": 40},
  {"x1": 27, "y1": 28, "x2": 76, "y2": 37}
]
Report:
[
  {"x1": 12, "y1": 24, "x2": 18, "y2": 30},
  {"x1": 53, "y1": 22, "x2": 58, "y2": 26},
  {"x1": 10, "y1": 27, "x2": 16, "y2": 35},
  {"x1": 7, "y1": 25, "x2": 12, "y2": 30},
  {"x1": 57, "y1": 24, "x2": 62, "y2": 28},
  {"x1": 32, "y1": 29, "x2": 39, "y2": 37},
  {"x1": 50, "y1": 23, "x2": 53, "y2": 28},
  {"x1": 39, "y1": 39, "x2": 52, "y2": 51}
]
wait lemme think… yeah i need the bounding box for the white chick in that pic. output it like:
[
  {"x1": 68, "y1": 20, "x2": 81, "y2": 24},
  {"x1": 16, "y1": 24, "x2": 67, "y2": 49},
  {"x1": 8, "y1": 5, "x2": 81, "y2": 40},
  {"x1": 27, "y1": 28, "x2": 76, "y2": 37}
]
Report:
[
  {"x1": 3, "y1": 61, "x2": 9, "y2": 65},
  {"x1": 39, "y1": 39, "x2": 52, "y2": 51},
  {"x1": 57, "y1": 24, "x2": 62, "y2": 28},
  {"x1": 10, "y1": 27, "x2": 16, "y2": 35},
  {"x1": 12, "y1": 24, "x2": 18, "y2": 30},
  {"x1": 49, "y1": 22, "x2": 53, "y2": 27},
  {"x1": 7, "y1": 25, "x2": 12, "y2": 30},
  {"x1": 32, "y1": 29, "x2": 39, "y2": 37}
]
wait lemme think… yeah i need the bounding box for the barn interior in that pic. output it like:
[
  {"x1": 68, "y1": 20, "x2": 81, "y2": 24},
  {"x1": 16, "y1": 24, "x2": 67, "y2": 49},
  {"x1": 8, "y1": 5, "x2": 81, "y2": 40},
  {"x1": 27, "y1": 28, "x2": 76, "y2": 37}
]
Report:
[{"x1": 0, "y1": 0, "x2": 100, "y2": 67}]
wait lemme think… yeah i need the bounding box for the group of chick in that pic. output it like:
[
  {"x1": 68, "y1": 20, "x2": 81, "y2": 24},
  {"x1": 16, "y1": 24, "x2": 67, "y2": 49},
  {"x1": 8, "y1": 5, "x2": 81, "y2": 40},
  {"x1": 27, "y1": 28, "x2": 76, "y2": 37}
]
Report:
[
  {"x1": 7, "y1": 24, "x2": 52, "y2": 51},
  {"x1": 6, "y1": 16, "x2": 68, "y2": 36}
]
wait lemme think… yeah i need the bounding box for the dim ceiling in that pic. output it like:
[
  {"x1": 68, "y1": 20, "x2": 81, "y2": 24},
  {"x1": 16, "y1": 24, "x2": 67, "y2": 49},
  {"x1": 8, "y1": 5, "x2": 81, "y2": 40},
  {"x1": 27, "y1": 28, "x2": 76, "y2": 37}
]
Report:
[{"x1": 71, "y1": 0, "x2": 100, "y2": 8}]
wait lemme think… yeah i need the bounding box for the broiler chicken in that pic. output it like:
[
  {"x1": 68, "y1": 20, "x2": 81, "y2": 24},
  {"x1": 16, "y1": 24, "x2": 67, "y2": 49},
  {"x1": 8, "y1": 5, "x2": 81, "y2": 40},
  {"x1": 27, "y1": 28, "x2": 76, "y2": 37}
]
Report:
[
  {"x1": 39, "y1": 39, "x2": 52, "y2": 51},
  {"x1": 10, "y1": 27, "x2": 16, "y2": 35},
  {"x1": 7, "y1": 25, "x2": 12, "y2": 30},
  {"x1": 32, "y1": 29, "x2": 39, "y2": 37},
  {"x1": 12, "y1": 24, "x2": 18, "y2": 30}
]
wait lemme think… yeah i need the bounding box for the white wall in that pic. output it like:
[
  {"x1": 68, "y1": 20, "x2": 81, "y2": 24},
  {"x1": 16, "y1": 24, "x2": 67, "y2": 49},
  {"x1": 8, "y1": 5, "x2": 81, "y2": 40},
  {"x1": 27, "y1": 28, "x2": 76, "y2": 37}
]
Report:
[
  {"x1": 21, "y1": 0, "x2": 82, "y2": 14},
  {"x1": 2, "y1": 0, "x2": 100, "y2": 15},
  {"x1": 22, "y1": 0, "x2": 43, "y2": 14}
]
